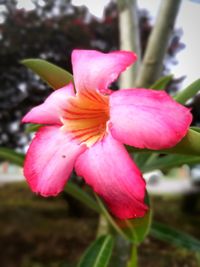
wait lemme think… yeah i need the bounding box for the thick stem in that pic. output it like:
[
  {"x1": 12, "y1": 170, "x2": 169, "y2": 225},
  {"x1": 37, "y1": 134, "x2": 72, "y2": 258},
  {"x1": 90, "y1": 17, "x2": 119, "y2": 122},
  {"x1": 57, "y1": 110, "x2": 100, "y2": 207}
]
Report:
[
  {"x1": 117, "y1": 0, "x2": 141, "y2": 87},
  {"x1": 127, "y1": 245, "x2": 138, "y2": 267},
  {"x1": 136, "y1": 0, "x2": 182, "y2": 88}
]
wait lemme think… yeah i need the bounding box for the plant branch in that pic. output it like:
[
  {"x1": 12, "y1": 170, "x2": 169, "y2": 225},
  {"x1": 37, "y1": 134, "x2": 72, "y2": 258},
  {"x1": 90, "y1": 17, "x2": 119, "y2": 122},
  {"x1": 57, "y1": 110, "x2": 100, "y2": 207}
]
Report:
[
  {"x1": 136, "y1": 0, "x2": 182, "y2": 87},
  {"x1": 117, "y1": 0, "x2": 141, "y2": 87}
]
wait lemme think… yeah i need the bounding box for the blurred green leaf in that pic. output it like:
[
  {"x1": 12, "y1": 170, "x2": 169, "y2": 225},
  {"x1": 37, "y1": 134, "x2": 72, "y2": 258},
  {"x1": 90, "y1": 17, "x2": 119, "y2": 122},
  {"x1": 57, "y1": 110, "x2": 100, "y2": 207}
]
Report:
[
  {"x1": 0, "y1": 147, "x2": 25, "y2": 166},
  {"x1": 25, "y1": 123, "x2": 42, "y2": 133},
  {"x1": 142, "y1": 154, "x2": 200, "y2": 172},
  {"x1": 21, "y1": 59, "x2": 74, "y2": 89},
  {"x1": 151, "y1": 221, "x2": 200, "y2": 251},
  {"x1": 65, "y1": 182, "x2": 100, "y2": 214},
  {"x1": 78, "y1": 235, "x2": 114, "y2": 267},
  {"x1": 150, "y1": 75, "x2": 173, "y2": 90},
  {"x1": 174, "y1": 79, "x2": 200, "y2": 104}
]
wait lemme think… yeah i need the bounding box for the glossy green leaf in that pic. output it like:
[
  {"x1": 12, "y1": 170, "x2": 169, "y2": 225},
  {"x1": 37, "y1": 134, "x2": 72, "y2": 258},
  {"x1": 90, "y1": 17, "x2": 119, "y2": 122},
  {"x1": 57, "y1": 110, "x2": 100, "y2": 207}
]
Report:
[
  {"x1": 21, "y1": 59, "x2": 74, "y2": 89},
  {"x1": 0, "y1": 147, "x2": 25, "y2": 166},
  {"x1": 25, "y1": 123, "x2": 42, "y2": 133},
  {"x1": 174, "y1": 78, "x2": 200, "y2": 104},
  {"x1": 142, "y1": 154, "x2": 200, "y2": 172},
  {"x1": 78, "y1": 235, "x2": 114, "y2": 267},
  {"x1": 150, "y1": 221, "x2": 200, "y2": 251},
  {"x1": 65, "y1": 182, "x2": 100, "y2": 214},
  {"x1": 150, "y1": 75, "x2": 173, "y2": 90}
]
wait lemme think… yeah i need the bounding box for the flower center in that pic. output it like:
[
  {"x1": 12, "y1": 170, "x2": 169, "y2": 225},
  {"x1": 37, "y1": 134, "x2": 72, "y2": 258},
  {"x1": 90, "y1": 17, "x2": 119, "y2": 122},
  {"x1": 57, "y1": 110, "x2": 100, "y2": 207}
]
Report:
[{"x1": 61, "y1": 90, "x2": 109, "y2": 147}]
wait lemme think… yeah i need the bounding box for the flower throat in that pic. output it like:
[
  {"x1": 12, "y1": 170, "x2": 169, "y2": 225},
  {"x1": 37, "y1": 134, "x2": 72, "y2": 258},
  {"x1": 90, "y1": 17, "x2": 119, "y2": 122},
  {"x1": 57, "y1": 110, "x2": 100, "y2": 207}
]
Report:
[{"x1": 62, "y1": 90, "x2": 109, "y2": 147}]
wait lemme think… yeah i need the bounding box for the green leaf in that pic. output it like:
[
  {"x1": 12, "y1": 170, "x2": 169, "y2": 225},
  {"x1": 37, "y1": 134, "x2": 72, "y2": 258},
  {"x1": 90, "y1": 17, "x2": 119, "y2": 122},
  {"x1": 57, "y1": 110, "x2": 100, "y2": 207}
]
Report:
[
  {"x1": 0, "y1": 147, "x2": 25, "y2": 166},
  {"x1": 65, "y1": 182, "x2": 100, "y2": 214},
  {"x1": 127, "y1": 129, "x2": 200, "y2": 156},
  {"x1": 165, "y1": 129, "x2": 200, "y2": 155},
  {"x1": 78, "y1": 235, "x2": 114, "y2": 267},
  {"x1": 21, "y1": 59, "x2": 74, "y2": 89},
  {"x1": 190, "y1": 126, "x2": 200, "y2": 133},
  {"x1": 174, "y1": 79, "x2": 200, "y2": 104},
  {"x1": 142, "y1": 154, "x2": 200, "y2": 172},
  {"x1": 25, "y1": 123, "x2": 42, "y2": 133},
  {"x1": 133, "y1": 152, "x2": 153, "y2": 169},
  {"x1": 150, "y1": 221, "x2": 200, "y2": 251},
  {"x1": 150, "y1": 75, "x2": 173, "y2": 90}
]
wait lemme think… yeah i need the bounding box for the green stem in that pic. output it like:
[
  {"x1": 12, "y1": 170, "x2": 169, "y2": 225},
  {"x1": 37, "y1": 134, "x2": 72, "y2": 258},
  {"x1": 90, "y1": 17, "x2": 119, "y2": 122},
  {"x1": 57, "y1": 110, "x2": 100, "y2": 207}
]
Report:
[{"x1": 127, "y1": 245, "x2": 138, "y2": 267}]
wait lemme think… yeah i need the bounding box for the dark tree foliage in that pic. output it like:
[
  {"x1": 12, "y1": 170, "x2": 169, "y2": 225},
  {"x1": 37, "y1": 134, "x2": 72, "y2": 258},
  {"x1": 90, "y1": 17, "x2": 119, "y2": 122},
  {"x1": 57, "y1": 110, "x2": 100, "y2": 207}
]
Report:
[{"x1": 0, "y1": 0, "x2": 185, "y2": 149}]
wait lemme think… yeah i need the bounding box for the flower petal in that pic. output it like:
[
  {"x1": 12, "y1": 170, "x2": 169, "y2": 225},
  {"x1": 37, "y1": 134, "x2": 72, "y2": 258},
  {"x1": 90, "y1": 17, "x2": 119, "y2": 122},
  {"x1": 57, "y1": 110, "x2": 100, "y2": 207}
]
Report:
[
  {"x1": 109, "y1": 89, "x2": 192, "y2": 149},
  {"x1": 22, "y1": 83, "x2": 75, "y2": 125},
  {"x1": 72, "y1": 50, "x2": 137, "y2": 94},
  {"x1": 75, "y1": 134, "x2": 148, "y2": 219},
  {"x1": 24, "y1": 126, "x2": 86, "y2": 196}
]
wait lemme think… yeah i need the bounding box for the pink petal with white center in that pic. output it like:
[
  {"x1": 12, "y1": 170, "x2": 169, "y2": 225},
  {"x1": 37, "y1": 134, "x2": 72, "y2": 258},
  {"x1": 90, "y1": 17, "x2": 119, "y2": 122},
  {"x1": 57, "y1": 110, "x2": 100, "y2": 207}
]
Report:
[
  {"x1": 24, "y1": 126, "x2": 86, "y2": 196},
  {"x1": 75, "y1": 134, "x2": 148, "y2": 219},
  {"x1": 109, "y1": 89, "x2": 192, "y2": 149},
  {"x1": 22, "y1": 83, "x2": 75, "y2": 125},
  {"x1": 72, "y1": 50, "x2": 137, "y2": 94}
]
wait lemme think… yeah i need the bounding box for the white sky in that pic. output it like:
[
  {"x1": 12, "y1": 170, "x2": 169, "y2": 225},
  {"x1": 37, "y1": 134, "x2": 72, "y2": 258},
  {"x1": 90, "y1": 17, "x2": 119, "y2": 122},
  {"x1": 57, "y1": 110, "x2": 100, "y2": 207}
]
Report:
[
  {"x1": 15, "y1": 0, "x2": 200, "y2": 87},
  {"x1": 72, "y1": 0, "x2": 200, "y2": 88}
]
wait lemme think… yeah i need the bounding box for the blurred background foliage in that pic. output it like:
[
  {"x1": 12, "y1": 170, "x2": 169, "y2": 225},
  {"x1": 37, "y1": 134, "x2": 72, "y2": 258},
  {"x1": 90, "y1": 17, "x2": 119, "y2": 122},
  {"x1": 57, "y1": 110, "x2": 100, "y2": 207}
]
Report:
[{"x1": 0, "y1": 0, "x2": 191, "y2": 150}]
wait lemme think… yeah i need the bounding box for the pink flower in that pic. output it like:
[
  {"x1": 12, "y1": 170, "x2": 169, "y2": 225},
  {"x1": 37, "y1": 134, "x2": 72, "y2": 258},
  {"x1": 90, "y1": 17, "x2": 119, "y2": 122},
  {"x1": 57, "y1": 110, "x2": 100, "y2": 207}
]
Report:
[{"x1": 22, "y1": 50, "x2": 192, "y2": 219}]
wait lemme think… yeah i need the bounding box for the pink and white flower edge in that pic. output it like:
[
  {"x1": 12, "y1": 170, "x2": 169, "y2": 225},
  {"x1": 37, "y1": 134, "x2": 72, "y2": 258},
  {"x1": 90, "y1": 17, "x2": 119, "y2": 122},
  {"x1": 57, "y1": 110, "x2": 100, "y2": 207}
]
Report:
[{"x1": 22, "y1": 50, "x2": 192, "y2": 220}]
